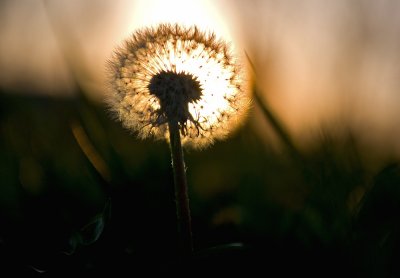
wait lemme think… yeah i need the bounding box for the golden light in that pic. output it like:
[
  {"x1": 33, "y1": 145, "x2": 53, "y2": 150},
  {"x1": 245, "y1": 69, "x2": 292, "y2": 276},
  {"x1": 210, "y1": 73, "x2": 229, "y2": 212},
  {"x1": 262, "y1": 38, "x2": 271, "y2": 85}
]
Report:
[
  {"x1": 107, "y1": 0, "x2": 246, "y2": 123},
  {"x1": 107, "y1": 24, "x2": 249, "y2": 149},
  {"x1": 128, "y1": 0, "x2": 234, "y2": 42},
  {"x1": 158, "y1": 39, "x2": 239, "y2": 129}
]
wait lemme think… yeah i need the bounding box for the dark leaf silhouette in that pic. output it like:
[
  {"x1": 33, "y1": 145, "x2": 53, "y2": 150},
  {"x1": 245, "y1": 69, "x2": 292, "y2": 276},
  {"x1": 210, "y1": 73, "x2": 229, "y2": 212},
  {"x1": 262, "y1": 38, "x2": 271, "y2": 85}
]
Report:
[{"x1": 64, "y1": 199, "x2": 111, "y2": 255}]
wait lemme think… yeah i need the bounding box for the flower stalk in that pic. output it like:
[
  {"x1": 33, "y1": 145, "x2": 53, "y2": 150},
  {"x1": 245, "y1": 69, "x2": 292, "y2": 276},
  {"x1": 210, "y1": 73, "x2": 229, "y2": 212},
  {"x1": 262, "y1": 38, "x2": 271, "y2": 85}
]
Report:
[
  {"x1": 168, "y1": 120, "x2": 193, "y2": 256},
  {"x1": 107, "y1": 23, "x2": 249, "y2": 260}
]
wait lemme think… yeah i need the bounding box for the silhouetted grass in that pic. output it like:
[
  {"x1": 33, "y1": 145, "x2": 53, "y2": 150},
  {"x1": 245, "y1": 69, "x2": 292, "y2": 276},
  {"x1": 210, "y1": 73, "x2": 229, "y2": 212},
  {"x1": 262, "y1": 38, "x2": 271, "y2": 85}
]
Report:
[{"x1": 0, "y1": 87, "x2": 399, "y2": 276}]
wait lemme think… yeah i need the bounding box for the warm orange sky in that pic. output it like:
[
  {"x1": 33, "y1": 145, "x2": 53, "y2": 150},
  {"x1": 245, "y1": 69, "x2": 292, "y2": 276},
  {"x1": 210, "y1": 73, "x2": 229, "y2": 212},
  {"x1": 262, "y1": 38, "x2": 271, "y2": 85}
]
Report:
[
  {"x1": 1, "y1": 0, "x2": 400, "y2": 155},
  {"x1": 0, "y1": 0, "x2": 236, "y2": 97}
]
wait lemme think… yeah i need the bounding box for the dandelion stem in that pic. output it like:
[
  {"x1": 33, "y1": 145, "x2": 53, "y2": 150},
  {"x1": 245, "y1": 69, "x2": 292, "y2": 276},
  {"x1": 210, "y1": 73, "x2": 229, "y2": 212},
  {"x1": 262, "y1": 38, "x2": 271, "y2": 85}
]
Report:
[{"x1": 168, "y1": 120, "x2": 193, "y2": 257}]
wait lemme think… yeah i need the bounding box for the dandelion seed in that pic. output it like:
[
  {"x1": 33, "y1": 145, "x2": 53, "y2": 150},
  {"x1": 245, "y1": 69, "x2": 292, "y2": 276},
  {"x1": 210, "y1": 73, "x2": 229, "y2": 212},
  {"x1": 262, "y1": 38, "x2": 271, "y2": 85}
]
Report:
[{"x1": 107, "y1": 23, "x2": 249, "y2": 148}]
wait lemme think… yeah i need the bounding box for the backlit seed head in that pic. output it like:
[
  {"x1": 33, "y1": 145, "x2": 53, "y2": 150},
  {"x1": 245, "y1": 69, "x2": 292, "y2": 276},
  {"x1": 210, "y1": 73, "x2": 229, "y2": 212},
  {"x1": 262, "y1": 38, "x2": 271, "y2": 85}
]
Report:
[{"x1": 107, "y1": 23, "x2": 249, "y2": 148}]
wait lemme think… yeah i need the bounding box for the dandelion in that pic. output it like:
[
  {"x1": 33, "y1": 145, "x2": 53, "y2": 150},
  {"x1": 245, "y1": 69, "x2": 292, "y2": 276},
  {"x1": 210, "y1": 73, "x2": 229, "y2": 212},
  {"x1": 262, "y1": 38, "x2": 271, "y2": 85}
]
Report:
[
  {"x1": 106, "y1": 23, "x2": 248, "y2": 257},
  {"x1": 107, "y1": 23, "x2": 248, "y2": 149}
]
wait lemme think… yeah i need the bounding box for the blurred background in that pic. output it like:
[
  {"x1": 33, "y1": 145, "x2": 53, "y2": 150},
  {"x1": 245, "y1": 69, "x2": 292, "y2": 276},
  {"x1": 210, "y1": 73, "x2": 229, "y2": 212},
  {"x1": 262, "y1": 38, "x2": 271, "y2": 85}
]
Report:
[{"x1": 1, "y1": 0, "x2": 400, "y2": 276}]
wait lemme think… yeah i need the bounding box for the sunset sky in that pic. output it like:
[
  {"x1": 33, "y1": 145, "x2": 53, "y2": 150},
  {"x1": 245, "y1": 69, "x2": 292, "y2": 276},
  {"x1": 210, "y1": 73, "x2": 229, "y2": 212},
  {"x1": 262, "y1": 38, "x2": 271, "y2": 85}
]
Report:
[{"x1": 1, "y1": 0, "x2": 400, "y2": 154}]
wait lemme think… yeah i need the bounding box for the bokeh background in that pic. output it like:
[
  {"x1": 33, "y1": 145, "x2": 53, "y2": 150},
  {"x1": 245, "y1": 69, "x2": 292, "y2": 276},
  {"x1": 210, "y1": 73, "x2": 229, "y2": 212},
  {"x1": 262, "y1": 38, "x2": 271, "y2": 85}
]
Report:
[{"x1": 1, "y1": 0, "x2": 400, "y2": 276}]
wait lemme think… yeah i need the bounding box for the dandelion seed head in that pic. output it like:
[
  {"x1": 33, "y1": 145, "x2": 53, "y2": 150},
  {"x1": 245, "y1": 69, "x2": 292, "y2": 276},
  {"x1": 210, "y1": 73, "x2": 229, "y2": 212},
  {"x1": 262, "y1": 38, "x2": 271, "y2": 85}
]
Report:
[{"x1": 107, "y1": 23, "x2": 249, "y2": 148}]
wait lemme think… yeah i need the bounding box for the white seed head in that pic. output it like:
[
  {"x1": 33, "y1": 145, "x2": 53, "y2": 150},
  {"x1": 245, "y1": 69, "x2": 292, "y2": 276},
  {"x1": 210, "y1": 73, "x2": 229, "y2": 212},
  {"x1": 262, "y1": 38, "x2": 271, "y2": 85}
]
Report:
[{"x1": 107, "y1": 23, "x2": 249, "y2": 148}]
